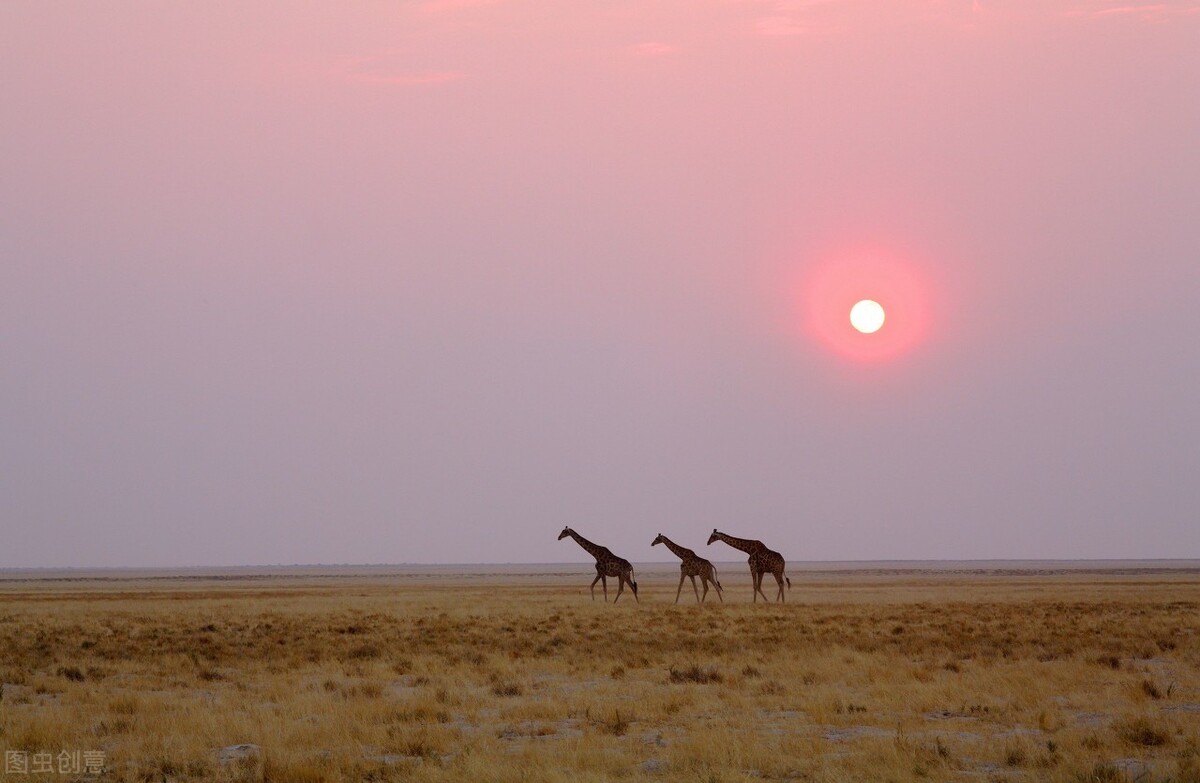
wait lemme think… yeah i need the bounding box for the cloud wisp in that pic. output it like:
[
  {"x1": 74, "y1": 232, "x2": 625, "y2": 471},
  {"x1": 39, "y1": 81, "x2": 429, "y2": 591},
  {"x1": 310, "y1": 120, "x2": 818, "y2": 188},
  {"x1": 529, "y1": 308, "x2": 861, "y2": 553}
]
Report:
[{"x1": 630, "y1": 41, "x2": 681, "y2": 56}]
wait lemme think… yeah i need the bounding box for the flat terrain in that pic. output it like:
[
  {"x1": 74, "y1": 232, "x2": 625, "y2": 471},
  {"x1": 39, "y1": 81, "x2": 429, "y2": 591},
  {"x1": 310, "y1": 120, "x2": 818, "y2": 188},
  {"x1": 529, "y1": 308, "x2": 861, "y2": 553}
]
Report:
[{"x1": 1, "y1": 564, "x2": 1198, "y2": 782}]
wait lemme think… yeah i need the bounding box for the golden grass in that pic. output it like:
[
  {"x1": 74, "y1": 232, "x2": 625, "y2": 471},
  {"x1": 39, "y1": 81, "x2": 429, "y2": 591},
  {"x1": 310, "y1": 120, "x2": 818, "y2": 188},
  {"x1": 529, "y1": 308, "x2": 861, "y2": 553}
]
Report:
[{"x1": 1, "y1": 570, "x2": 1198, "y2": 782}]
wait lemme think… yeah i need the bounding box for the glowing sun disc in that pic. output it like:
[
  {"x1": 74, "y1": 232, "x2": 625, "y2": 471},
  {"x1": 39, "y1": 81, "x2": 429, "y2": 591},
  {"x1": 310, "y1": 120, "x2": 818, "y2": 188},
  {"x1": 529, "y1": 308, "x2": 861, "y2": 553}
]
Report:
[{"x1": 850, "y1": 299, "x2": 885, "y2": 333}]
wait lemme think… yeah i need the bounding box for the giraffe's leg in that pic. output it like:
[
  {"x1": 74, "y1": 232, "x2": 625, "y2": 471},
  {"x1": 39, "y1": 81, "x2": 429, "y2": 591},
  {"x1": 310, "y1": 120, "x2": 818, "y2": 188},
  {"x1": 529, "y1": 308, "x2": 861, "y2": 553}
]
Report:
[
  {"x1": 675, "y1": 574, "x2": 685, "y2": 604},
  {"x1": 773, "y1": 572, "x2": 786, "y2": 603},
  {"x1": 751, "y1": 571, "x2": 760, "y2": 603},
  {"x1": 700, "y1": 577, "x2": 709, "y2": 603},
  {"x1": 589, "y1": 573, "x2": 602, "y2": 601},
  {"x1": 603, "y1": 576, "x2": 610, "y2": 602},
  {"x1": 690, "y1": 575, "x2": 701, "y2": 603},
  {"x1": 613, "y1": 576, "x2": 624, "y2": 604},
  {"x1": 630, "y1": 574, "x2": 639, "y2": 603},
  {"x1": 755, "y1": 572, "x2": 770, "y2": 603},
  {"x1": 713, "y1": 577, "x2": 723, "y2": 603}
]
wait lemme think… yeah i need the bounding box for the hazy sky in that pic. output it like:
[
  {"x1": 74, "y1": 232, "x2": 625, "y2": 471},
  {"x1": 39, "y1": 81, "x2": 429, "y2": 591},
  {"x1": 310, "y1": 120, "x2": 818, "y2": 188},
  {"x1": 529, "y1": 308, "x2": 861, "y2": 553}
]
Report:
[{"x1": 2, "y1": 1, "x2": 1198, "y2": 567}]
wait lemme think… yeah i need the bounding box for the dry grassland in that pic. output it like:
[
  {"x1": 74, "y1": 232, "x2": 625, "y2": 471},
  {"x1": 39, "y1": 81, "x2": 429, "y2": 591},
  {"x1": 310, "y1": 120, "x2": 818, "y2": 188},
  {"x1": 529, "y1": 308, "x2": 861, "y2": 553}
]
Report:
[{"x1": 1, "y1": 568, "x2": 1198, "y2": 782}]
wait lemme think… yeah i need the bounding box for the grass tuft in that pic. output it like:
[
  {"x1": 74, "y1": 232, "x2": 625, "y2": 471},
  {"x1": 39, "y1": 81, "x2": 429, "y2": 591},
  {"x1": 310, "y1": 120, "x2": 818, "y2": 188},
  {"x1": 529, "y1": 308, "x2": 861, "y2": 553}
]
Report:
[
  {"x1": 1117, "y1": 716, "x2": 1171, "y2": 746},
  {"x1": 668, "y1": 664, "x2": 722, "y2": 684},
  {"x1": 55, "y1": 666, "x2": 85, "y2": 682}
]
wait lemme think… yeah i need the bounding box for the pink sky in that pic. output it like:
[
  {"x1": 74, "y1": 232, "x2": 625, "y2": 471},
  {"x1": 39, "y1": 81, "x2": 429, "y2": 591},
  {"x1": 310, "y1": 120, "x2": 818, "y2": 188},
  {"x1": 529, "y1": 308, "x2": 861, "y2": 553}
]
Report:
[{"x1": 1, "y1": 1, "x2": 1198, "y2": 566}]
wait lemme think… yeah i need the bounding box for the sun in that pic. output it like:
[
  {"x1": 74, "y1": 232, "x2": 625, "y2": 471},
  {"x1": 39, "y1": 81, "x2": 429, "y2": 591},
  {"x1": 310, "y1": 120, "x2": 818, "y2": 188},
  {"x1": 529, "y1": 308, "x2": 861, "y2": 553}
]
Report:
[
  {"x1": 798, "y1": 245, "x2": 933, "y2": 362},
  {"x1": 849, "y1": 299, "x2": 885, "y2": 334}
]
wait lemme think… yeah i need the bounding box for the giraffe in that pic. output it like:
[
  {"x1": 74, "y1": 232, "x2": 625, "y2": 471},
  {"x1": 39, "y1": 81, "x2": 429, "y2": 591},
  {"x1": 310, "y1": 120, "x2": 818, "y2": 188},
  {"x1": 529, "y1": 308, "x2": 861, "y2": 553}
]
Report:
[
  {"x1": 706, "y1": 529, "x2": 791, "y2": 603},
  {"x1": 652, "y1": 533, "x2": 723, "y2": 604},
  {"x1": 557, "y1": 527, "x2": 639, "y2": 603}
]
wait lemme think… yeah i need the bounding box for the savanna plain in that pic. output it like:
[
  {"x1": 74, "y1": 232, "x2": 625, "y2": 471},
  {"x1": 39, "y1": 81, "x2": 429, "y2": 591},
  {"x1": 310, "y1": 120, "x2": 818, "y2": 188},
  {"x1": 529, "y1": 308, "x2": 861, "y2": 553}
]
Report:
[{"x1": 1, "y1": 564, "x2": 1198, "y2": 783}]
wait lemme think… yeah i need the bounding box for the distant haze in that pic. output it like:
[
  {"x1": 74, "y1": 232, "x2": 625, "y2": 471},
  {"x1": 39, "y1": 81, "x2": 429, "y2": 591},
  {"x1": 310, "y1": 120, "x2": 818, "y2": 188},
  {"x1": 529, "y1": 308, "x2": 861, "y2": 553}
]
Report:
[{"x1": 2, "y1": 1, "x2": 1198, "y2": 567}]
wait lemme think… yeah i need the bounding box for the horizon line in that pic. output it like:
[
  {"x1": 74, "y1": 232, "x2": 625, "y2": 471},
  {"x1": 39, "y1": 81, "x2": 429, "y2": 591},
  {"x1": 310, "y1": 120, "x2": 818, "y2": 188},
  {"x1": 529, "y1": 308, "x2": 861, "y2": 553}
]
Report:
[{"x1": 3, "y1": 556, "x2": 1199, "y2": 572}]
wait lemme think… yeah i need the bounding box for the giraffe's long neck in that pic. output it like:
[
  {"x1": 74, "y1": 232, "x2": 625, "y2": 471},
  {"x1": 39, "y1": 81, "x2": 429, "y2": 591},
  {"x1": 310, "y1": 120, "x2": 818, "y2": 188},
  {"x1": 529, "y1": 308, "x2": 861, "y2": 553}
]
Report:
[
  {"x1": 566, "y1": 530, "x2": 606, "y2": 561},
  {"x1": 658, "y1": 536, "x2": 693, "y2": 561},
  {"x1": 714, "y1": 532, "x2": 761, "y2": 554}
]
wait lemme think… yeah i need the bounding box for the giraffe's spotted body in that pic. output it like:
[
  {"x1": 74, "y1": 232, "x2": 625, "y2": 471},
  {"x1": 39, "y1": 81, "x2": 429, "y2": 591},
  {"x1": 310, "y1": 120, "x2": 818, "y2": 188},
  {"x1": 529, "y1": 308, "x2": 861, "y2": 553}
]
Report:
[
  {"x1": 557, "y1": 527, "x2": 639, "y2": 603},
  {"x1": 707, "y1": 529, "x2": 791, "y2": 603},
  {"x1": 652, "y1": 533, "x2": 723, "y2": 603}
]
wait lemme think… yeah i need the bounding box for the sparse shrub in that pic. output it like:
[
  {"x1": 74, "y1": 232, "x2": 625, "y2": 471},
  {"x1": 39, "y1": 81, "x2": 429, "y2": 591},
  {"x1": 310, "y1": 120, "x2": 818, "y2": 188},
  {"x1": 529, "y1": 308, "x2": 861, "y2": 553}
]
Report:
[
  {"x1": 185, "y1": 759, "x2": 210, "y2": 777},
  {"x1": 353, "y1": 681, "x2": 384, "y2": 698},
  {"x1": 668, "y1": 665, "x2": 721, "y2": 684},
  {"x1": 610, "y1": 665, "x2": 626, "y2": 679},
  {"x1": 434, "y1": 686, "x2": 458, "y2": 704},
  {"x1": 1035, "y1": 749, "x2": 1061, "y2": 769},
  {"x1": 138, "y1": 756, "x2": 182, "y2": 781},
  {"x1": 1117, "y1": 716, "x2": 1170, "y2": 747},
  {"x1": 346, "y1": 643, "x2": 381, "y2": 660},
  {"x1": 498, "y1": 723, "x2": 555, "y2": 739},
  {"x1": 740, "y1": 665, "x2": 761, "y2": 679},
  {"x1": 491, "y1": 681, "x2": 523, "y2": 696},
  {"x1": 935, "y1": 737, "x2": 951, "y2": 761},
  {"x1": 387, "y1": 704, "x2": 451, "y2": 724},
  {"x1": 1004, "y1": 744, "x2": 1027, "y2": 767},
  {"x1": 759, "y1": 680, "x2": 787, "y2": 695},
  {"x1": 2, "y1": 670, "x2": 27, "y2": 686},
  {"x1": 588, "y1": 708, "x2": 631, "y2": 736},
  {"x1": 393, "y1": 737, "x2": 439, "y2": 759},
  {"x1": 1071, "y1": 762, "x2": 1126, "y2": 783},
  {"x1": 1141, "y1": 679, "x2": 1163, "y2": 699},
  {"x1": 56, "y1": 666, "x2": 85, "y2": 682},
  {"x1": 909, "y1": 737, "x2": 952, "y2": 776}
]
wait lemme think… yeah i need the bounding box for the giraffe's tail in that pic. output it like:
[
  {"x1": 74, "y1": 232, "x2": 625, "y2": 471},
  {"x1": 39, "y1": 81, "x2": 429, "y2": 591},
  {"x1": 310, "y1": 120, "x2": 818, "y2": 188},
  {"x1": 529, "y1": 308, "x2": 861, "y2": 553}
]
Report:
[
  {"x1": 786, "y1": 576, "x2": 791, "y2": 590},
  {"x1": 630, "y1": 568, "x2": 638, "y2": 595},
  {"x1": 712, "y1": 564, "x2": 722, "y2": 590}
]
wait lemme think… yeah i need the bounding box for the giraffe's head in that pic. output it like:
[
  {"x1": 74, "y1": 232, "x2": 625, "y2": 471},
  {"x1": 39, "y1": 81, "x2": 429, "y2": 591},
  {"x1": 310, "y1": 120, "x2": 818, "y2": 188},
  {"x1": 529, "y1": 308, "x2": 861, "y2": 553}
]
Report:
[
  {"x1": 707, "y1": 529, "x2": 720, "y2": 546},
  {"x1": 651, "y1": 533, "x2": 665, "y2": 547},
  {"x1": 557, "y1": 526, "x2": 572, "y2": 540}
]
